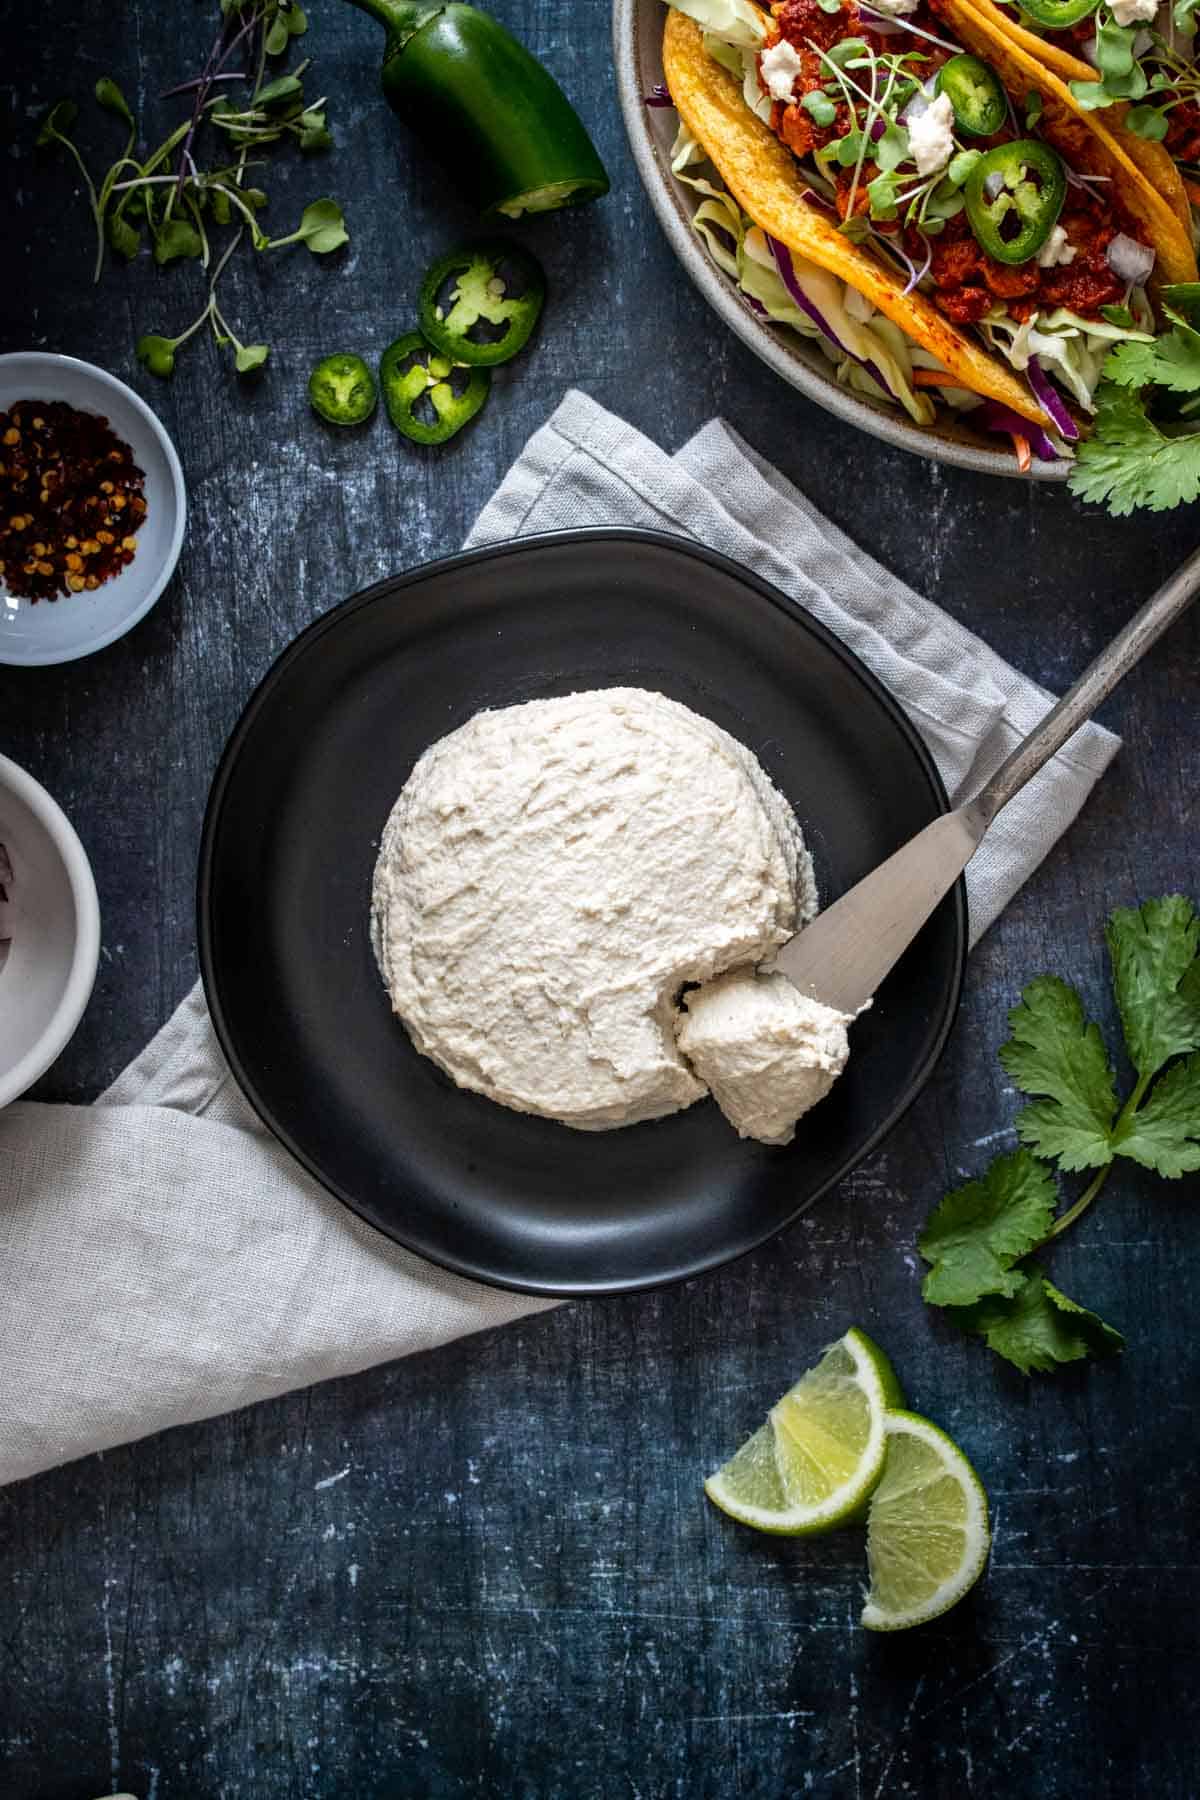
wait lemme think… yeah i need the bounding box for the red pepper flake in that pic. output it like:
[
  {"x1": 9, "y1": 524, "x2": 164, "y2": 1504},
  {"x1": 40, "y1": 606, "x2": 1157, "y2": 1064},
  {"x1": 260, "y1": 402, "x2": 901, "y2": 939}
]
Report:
[{"x1": 0, "y1": 400, "x2": 148, "y2": 603}]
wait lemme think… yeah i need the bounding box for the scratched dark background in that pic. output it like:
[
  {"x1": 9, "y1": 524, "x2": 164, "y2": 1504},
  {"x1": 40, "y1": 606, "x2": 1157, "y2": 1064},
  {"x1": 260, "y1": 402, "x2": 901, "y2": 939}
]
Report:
[{"x1": 1, "y1": 0, "x2": 1198, "y2": 1794}]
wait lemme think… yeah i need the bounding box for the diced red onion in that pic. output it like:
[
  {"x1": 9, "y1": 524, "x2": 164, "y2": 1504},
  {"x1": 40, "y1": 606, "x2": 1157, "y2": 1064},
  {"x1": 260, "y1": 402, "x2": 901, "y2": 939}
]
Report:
[
  {"x1": 1026, "y1": 356, "x2": 1080, "y2": 443},
  {"x1": 766, "y1": 233, "x2": 896, "y2": 399},
  {"x1": 975, "y1": 401, "x2": 1063, "y2": 462},
  {"x1": 1106, "y1": 233, "x2": 1156, "y2": 284},
  {"x1": 644, "y1": 84, "x2": 674, "y2": 109},
  {"x1": 1065, "y1": 167, "x2": 1112, "y2": 190},
  {"x1": 871, "y1": 115, "x2": 889, "y2": 140}
]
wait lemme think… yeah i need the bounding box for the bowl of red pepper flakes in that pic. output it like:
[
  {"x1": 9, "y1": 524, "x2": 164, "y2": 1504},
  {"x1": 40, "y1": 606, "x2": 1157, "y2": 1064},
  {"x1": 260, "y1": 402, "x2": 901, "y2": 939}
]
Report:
[{"x1": 0, "y1": 353, "x2": 185, "y2": 667}]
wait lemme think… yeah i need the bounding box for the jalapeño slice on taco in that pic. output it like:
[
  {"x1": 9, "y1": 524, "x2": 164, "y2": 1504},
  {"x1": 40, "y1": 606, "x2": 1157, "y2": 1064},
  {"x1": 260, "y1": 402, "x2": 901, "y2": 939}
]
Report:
[
  {"x1": 661, "y1": 0, "x2": 1198, "y2": 452},
  {"x1": 952, "y1": 0, "x2": 1195, "y2": 231}
]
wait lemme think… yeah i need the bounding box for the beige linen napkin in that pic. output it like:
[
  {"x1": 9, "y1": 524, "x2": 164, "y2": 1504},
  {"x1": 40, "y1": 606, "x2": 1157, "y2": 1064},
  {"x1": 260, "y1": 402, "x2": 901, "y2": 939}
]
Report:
[{"x1": 0, "y1": 391, "x2": 1119, "y2": 1487}]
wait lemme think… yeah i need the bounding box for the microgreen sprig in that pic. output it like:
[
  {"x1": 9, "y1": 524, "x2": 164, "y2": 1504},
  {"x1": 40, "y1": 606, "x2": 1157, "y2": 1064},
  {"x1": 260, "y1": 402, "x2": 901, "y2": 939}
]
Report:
[
  {"x1": 35, "y1": 0, "x2": 346, "y2": 380},
  {"x1": 801, "y1": 32, "x2": 973, "y2": 279}
]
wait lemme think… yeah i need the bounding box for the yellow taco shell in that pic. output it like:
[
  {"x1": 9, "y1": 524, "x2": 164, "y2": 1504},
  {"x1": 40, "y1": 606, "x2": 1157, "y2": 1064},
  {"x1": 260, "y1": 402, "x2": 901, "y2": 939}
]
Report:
[{"x1": 662, "y1": 10, "x2": 1055, "y2": 430}]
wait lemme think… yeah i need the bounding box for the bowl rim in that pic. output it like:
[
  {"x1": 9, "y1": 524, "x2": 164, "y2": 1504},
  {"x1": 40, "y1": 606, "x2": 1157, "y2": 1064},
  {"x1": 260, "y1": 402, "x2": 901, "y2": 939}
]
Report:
[
  {"x1": 0, "y1": 752, "x2": 101, "y2": 1107},
  {"x1": 611, "y1": 0, "x2": 1070, "y2": 482},
  {"x1": 0, "y1": 350, "x2": 187, "y2": 666}
]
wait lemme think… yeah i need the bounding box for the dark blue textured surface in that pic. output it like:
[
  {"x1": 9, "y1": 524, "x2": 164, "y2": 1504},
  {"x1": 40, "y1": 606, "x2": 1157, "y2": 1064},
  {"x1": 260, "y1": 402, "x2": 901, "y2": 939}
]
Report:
[{"x1": 1, "y1": 1, "x2": 1197, "y2": 1794}]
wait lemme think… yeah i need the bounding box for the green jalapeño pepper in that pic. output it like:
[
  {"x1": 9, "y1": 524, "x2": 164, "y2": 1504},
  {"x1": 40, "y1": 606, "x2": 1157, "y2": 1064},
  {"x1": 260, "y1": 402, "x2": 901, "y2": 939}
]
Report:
[
  {"x1": 344, "y1": 0, "x2": 610, "y2": 219},
  {"x1": 1018, "y1": 0, "x2": 1100, "y2": 28},
  {"x1": 379, "y1": 331, "x2": 490, "y2": 444},
  {"x1": 963, "y1": 140, "x2": 1066, "y2": 265},
  {"x1": 935, "y1": 54, "x2": 1008, "y2": 139},
  {"x1": 308, "y1": 352, "x2": 378, "y2": 425},
  {"x1": 418, "y1": 241, "x2": 546, "y2": 367}
]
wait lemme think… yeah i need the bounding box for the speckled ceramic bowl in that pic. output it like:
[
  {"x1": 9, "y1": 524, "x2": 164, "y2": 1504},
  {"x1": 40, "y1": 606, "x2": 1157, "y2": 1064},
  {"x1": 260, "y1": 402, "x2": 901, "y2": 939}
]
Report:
[
  {"x1": 0, "y1": 754, "x2": 100, "y2": 1108},
  {"x1": 0, "y1": 352, "x2": 186, "y2": 665},
  {"x1": 612, "y1": 0, "x2": 1071, "y2": 481}
]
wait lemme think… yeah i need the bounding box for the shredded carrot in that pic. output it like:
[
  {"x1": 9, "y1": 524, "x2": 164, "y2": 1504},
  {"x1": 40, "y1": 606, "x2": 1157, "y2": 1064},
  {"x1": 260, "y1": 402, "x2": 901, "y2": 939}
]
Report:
[
  {"x1": 911, "y1": 367, "x2": 992, "y2": 398},
  {"x1": 1011, "y1": 433, "x2": 1033, "y2": 474}
]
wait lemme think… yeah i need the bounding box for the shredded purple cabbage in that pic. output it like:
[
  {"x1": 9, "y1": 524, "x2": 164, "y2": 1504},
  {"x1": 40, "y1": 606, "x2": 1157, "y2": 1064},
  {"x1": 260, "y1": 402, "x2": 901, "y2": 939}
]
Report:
[
  {"x1": 798, "y1": 186, "x2": 839, "y2": 215},
  {"x1": 766, "y1": 234, "x2": 896, "y2": 401},
  {"x1": 1025, "y1": 356, "x2": 1079, "y2": 443},
  {"x1": 644, "y1": 83, "x2": 674, "y2": 109},
  {"x1": 897, "y1": 231, "x2": 933, "y2": 297},
  {"x1": 975, "y1": 401, "x2": 1062, "y2": 463}
]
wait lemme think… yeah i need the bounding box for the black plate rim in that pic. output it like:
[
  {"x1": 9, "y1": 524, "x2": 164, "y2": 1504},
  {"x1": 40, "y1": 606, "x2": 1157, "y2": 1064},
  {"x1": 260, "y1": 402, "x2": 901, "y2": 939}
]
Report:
[{"x1": 197, "y1": 526, "x2": 967, "y2": 1297}]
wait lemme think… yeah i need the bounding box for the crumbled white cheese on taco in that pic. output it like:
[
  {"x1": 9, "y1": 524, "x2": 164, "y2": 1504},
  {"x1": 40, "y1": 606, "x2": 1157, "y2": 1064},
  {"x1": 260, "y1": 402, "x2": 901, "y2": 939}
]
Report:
[
  {"x1": 760, "y1": 38, "x2": 804, "y2": 102},
  {"x1": 907, "y1": 92, "x2": 955, "y2": 177},
  {"x1": 1110, "y1": 0, "x2": 1156, "y2": 24},
  {"x1": 1037, "y1": 224, "x2": 1077, "y2": 268}
]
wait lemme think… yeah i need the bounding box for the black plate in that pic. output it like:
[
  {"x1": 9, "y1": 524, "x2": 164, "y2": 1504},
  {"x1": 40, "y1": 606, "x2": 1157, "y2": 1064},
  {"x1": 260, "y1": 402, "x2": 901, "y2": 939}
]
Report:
[{"x1": 198, "y1": 529, "x2": 966, "y2": 1296}]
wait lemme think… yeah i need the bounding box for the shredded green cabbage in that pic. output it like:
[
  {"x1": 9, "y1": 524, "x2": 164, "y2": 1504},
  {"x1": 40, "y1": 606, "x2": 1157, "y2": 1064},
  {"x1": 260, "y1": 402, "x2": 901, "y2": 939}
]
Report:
[
  {"x1": 981, "y1": 297, "x2": 1155, "y2": 412},
  {"x1": 665, "y1": 0, "x2": 767, "y2": 48},
  {"x1": 701, "y1": 31, "x2": 775, "y2": 122},
  {"x1": 674, "y1": 131, "x2": 938, "y2": 425}
]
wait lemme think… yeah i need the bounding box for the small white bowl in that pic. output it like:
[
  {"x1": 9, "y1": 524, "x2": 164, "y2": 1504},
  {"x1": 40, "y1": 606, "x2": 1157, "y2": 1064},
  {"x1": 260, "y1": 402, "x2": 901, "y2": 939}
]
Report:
[
  {"x1": 0, "y1": 352, "x2": 186, "y2": 666},
  {"x1": 0, "y1": 753, "x2": 101, "y2": 1108}
]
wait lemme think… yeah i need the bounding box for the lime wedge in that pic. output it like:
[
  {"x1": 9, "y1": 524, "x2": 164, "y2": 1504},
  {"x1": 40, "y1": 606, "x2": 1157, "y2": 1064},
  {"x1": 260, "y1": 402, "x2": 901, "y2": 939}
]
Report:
[
  {"x1": 704, "y1": 1328, "x2": 904, "y2": 1536},
  {"x1": 861, "y1": 1410, "x2": 991, "y2": 1631}
]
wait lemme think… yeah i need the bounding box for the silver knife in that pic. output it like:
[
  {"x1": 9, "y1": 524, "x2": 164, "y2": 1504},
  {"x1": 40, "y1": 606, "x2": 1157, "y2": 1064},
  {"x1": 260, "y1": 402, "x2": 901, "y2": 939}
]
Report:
[{"x1": 769, "y1": 546, "x2": 1200, "y2": 1015}]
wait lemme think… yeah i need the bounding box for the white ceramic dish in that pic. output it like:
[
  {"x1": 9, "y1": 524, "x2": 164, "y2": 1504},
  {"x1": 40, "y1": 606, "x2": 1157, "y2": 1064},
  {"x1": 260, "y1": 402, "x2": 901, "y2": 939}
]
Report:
[
  {"x1": 612, "y1": 0, "x2": 1070, "y2": 481},
  {"x1": 0, "y1": 753, "x2": 101, "y2": 1108},
  {"x1": 0, "y1": 352, "x2": 186, "y2": 665}
]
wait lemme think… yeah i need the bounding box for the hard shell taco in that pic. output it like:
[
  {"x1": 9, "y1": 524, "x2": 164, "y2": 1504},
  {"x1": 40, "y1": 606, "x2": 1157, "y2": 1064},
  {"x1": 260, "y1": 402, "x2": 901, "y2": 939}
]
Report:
[
  {"x1": 949, "y1": 0, "x2": 1195, "y2": 234},
  {"x1": 660, "y1": 0, "x2": 1199, "y2": 458}
]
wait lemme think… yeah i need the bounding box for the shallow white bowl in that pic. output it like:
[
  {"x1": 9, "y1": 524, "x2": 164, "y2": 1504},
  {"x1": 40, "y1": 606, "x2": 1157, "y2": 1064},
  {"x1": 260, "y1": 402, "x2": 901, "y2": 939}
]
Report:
[
  {"x1": 0, "y1": 352, "x2": 186, "y2": 665},
  {"x1": 0, "y1": 753, "x2": 101, "y2": 1108},
  {"x1": 613, "y1": 0, "x2": 1070, "y2": 481}
]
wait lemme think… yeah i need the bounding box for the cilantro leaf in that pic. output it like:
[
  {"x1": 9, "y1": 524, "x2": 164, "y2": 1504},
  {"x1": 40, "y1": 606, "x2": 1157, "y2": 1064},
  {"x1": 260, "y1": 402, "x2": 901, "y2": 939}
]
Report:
[
  {"x1": 1068, "y1": 386, "x2": 1200, "y2": 516},
  {"x1": 1115, "y1": 1053, "x2": 1200, "y2": 1178},
  {"x1": 919, "y1": 1149, "x2": 1057, "y2": 1307},
  {"x1": 1106, "y1": 896, "x2": 1200, "y2": 1079},
  {"x1": 951, "y1": 1268, "x2": 1124, "y2": 1375},
  {"x1": 1001, "y1": 977, "x2": 1119, "y2": 1171},
  {"x1": 1104, "y1": 331, "x2": 1200, "y2": 396}
]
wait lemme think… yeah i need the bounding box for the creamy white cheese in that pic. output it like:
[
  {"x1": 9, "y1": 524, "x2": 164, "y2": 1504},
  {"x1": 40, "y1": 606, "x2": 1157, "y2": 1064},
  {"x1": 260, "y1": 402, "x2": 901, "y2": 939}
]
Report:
[
  {"x1": 759, "y1": 38, "x2": 804, "y2": 103},
  {"x1": 1037, "y1": 223, "x2": 1077, "y2": 268},
  {"x1": 867, "y1": 0, "x2": 920, "y2": 17},
  {"x1": 371, "y1": 688, "x2": 820, "y2": 1135},
  {"x1": 1109, "y1": 0, "x2": 1156, "y2": 25},
  {"x1": 906, "y1": 92, "x2": 955, "y2": 178},
  {"x1": 675, "y1": 971, "x2": 852, "y2": 1146}
]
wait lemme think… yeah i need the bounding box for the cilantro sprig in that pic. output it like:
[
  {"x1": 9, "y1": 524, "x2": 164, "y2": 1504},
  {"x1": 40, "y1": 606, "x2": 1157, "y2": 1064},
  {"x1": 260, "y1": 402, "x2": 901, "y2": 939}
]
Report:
[
  {"x1": 918, "y1": 897, "x2": 1200, "y2": 1375},
  {"x1": 1069, "y1": 285, "x2": 1200, "y2": 515}
]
